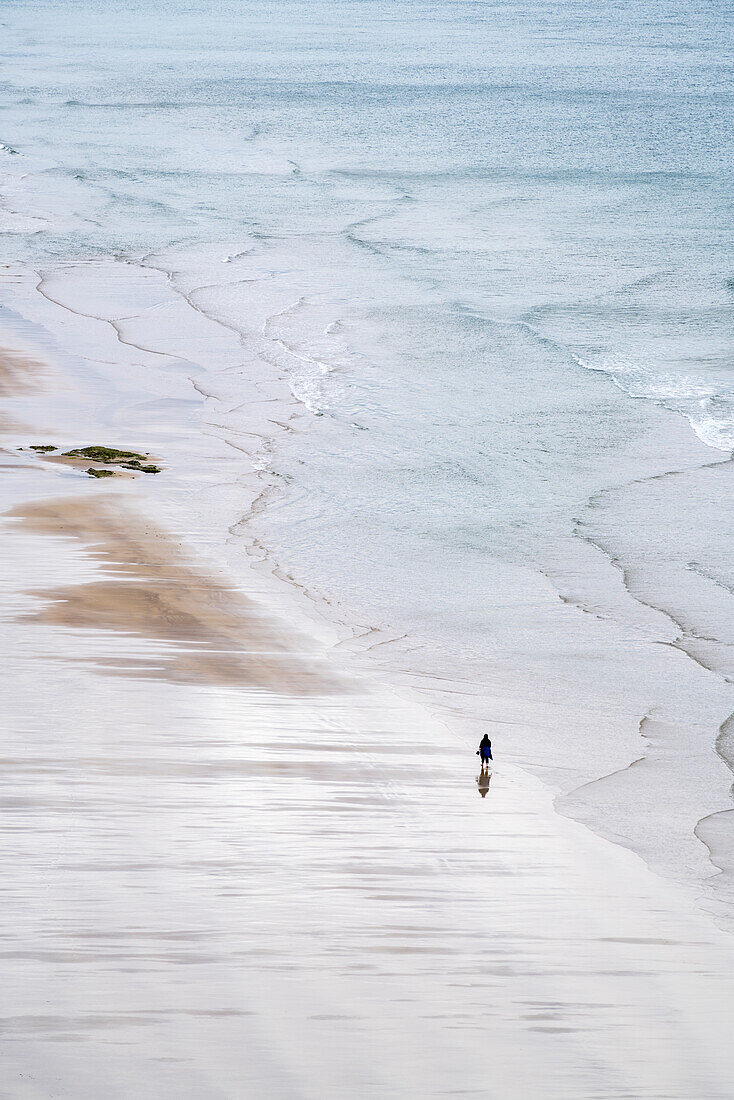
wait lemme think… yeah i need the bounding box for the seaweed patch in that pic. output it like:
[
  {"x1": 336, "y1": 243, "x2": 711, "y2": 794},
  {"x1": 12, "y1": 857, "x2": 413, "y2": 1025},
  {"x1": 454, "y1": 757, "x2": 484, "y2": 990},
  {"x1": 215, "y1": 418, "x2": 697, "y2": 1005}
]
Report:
[
  {"x1": 62, "y1": 445, "x2": 150, "y2": 465},
  {"x1": 22, "y1": 442, "x2": 163, "y2": 477}
]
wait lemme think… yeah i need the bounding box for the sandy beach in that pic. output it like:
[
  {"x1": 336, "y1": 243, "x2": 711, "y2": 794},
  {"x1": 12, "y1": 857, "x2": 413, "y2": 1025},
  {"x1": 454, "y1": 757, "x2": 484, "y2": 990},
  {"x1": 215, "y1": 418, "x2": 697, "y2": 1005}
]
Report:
[
  {"x1": 3, "y1": 338, "x2": 734, "y2": 1099},
  {"x1": 2, "y1": 2, "x2": 734, "y2": 1093}
]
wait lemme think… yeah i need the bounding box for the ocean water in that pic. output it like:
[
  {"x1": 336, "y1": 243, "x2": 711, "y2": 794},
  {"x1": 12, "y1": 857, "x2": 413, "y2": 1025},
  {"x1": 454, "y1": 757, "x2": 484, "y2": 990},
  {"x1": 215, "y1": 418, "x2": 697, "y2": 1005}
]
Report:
[{"x1": 2, "y1": 0, "x2": 734, "y2": 911}]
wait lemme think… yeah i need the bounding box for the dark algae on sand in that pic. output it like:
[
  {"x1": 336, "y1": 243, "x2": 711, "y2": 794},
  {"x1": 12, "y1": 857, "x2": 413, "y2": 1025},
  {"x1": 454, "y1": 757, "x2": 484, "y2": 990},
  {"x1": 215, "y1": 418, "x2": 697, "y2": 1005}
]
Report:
[
  {"x1": 62, "y1": 445, "x2": 154, "y2": 466},
  {"x1": 60, "y1": 445, "x2": 162, "y2": 476},
  {"x1": 62, "y1": 445, "x2": 163, "y2": 477},
  {"x1": 23, "y1": 443, "x2": 162, "y2": 478}
]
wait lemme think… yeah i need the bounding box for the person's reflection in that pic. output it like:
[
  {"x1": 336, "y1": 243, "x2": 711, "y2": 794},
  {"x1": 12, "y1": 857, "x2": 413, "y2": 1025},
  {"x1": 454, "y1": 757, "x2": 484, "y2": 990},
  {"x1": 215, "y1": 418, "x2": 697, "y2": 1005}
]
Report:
[{"x1": 476, "y1": 767, "x2": 491, "y2": 798}]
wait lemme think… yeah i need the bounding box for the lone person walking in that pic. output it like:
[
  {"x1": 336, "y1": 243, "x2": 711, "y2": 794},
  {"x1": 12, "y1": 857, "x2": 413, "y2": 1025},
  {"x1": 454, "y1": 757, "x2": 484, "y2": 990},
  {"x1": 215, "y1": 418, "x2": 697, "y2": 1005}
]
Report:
[{"x1": 477, "y1": 734, "x2": 493, "y2": 768}]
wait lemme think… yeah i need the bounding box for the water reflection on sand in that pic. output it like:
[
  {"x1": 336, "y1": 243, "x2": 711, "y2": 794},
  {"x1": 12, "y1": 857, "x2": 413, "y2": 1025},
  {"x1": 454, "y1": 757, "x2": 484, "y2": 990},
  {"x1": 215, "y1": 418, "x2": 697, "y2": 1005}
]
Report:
[{"x1": 2, "y1": 491, "x2": 734, "y2": 1099}]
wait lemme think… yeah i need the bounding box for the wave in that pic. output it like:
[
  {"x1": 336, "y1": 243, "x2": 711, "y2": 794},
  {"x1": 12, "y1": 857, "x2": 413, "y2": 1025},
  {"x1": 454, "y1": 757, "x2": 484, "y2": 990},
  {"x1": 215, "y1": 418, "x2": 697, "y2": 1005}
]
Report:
[
  {"x1": 574, "y1": 354, "x2": 734, "y2": 452},
  {"x1": 262, "y1": 299, "x2": 341, "y2": 417}
]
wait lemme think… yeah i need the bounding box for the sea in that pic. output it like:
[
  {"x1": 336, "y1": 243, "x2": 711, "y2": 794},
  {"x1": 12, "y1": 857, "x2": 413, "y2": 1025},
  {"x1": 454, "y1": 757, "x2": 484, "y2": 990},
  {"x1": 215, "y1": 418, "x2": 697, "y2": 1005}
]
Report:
[{"x1": 1, "y1": 0, "x2": 734, "y2": 918}]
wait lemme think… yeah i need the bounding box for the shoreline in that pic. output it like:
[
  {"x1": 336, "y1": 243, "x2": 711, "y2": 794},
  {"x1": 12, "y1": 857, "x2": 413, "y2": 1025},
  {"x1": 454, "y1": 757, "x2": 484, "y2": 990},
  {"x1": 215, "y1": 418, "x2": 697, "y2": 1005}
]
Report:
[{"x1": 1, "y1": 250, "x2": 733, "y2": 923}]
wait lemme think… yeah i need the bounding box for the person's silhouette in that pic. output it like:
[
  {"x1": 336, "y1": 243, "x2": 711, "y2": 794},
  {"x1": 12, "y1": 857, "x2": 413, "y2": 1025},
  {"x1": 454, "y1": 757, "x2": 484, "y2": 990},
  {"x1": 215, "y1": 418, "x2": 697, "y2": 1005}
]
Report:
[
  {"x1": 476, "y1": 770, "x2": 491, "y2": 798},
  {"x1": 477, "y1": 733, "x2": 493, "y2": 766}
]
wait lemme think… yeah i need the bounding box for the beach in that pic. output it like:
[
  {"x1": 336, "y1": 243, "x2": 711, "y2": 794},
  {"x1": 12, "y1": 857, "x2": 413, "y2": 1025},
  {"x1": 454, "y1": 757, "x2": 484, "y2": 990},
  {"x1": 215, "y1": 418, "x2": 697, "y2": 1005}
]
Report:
[
  {"x1": 2, "y1": 0, "x2": 734, "y2": 1094},
  {"x1": 2, "y1": 289, "x2": 734, "y2": 1098}
]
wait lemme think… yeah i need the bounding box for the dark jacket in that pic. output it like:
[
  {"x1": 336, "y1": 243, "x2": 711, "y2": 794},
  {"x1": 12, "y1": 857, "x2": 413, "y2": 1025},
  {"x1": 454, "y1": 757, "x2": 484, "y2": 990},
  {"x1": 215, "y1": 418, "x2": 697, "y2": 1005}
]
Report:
[{"x1": 479, "y1": 736, "x2": 493, "y2": 760}]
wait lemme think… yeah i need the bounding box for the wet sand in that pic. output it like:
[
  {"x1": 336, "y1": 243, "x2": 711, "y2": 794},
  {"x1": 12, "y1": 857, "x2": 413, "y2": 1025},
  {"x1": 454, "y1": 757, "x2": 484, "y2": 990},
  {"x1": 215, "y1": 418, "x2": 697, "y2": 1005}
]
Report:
[
  {"x1": 3, "y1": 413, "x2": 734, "y2": 1098},
  {"x1": 7, "y1": 495, "x2": 339, "y2": 695},
  {"x1": 0, "y1": 345, "x2": 45, "y2": 396},
  {"x1": 0, "y1": 343, "x2": 46, "y2": 435}
]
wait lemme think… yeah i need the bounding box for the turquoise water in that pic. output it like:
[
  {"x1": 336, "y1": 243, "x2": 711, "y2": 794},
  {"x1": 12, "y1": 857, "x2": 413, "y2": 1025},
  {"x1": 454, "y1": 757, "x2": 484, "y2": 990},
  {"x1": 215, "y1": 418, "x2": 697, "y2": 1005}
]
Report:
[{"x1": 2, "y1": 0, "x2": 734, "y2": 895}]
